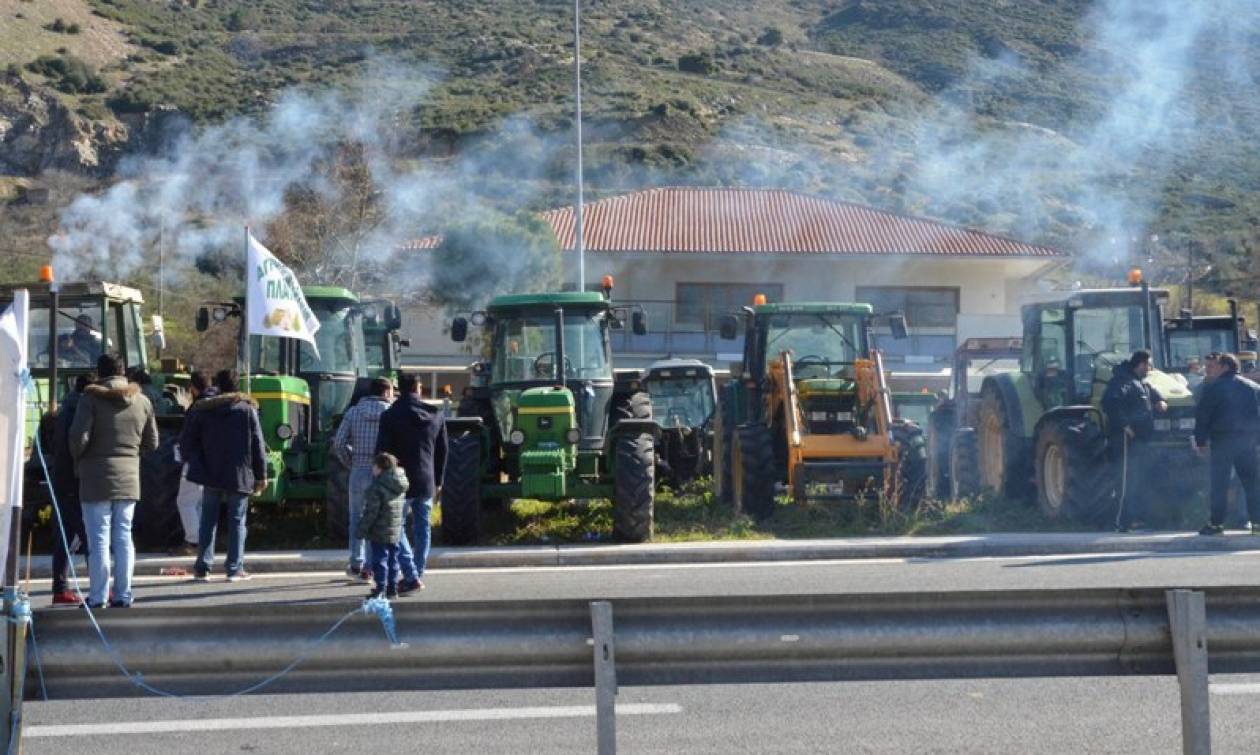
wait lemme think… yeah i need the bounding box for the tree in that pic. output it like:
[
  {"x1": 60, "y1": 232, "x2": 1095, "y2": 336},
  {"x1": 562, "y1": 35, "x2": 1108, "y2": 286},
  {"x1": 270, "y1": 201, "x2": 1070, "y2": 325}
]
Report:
[{"x1": 429, "y1": 211, "x2": 562, "y2": 311}]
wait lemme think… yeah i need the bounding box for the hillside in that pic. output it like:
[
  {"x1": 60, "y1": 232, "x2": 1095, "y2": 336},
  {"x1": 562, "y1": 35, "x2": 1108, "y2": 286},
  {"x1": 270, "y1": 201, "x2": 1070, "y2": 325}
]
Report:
[{"x1": 2, "y1": 0, "x2": 1259, "y2": 286}]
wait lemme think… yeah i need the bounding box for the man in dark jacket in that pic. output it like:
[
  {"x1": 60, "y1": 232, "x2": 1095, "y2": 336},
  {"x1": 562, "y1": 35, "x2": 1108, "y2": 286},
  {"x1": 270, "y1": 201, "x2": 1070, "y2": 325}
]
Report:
[
  {"x1": 1194, "y1": 352, "x2": 1260, "y2": 535},
  {"x1": 69, "y1": 354, "x2": 159, "y2": 608},
  {"x1": 376, "y1": 373, "x2": 447, "y2": 585},
  {"x1": 48, "y1": 374, "x2": 93, "y2": 605},
  {"x1": 1102, "y1": 350, "x2": 1167, "y2": 532},
  {"x1": 180, "y1": 369, "x2": 267, "y2": 582}
]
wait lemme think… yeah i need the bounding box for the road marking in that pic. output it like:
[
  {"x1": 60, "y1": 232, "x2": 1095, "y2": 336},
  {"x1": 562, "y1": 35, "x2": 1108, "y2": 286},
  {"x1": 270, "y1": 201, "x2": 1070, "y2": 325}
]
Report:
[
  {"x1": 1211, "y1": 683, "x2": 1260, "y2": 696},
  {"x1": 26, "y1": 703, "x2": 683, "y2": 738}
]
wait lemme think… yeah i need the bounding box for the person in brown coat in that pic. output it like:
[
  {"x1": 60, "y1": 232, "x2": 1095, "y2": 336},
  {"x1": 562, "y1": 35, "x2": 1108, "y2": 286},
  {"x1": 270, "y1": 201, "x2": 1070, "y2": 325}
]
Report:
[{"x1": 69, "y1": 354, "x2": 158, "y2": 608}]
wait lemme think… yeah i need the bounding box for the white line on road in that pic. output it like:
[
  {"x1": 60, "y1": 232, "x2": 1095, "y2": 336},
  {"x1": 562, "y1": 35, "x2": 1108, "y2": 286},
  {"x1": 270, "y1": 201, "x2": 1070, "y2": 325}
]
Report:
[
  {"x1": 1211, "y1": 683, "x2": 1260, "y2": 696},
  {"x1": 26, "y1": 703, "x2": 684, "y2": 738}
]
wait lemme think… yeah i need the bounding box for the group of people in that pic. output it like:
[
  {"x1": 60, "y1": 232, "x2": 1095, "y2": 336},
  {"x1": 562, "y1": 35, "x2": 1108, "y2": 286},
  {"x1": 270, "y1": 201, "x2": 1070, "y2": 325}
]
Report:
[
  {"x1": 47, "y1": 355, "x2": 448, "y2": 608},
  {"x1": 1104, "y1": 349, "x2": 1260, "y2": 535}
]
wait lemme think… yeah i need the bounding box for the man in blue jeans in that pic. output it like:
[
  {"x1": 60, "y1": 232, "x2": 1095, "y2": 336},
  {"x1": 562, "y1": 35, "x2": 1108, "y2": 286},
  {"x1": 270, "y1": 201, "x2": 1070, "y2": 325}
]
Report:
[
  {"x1": 180, "y1": 369, "x2": 268, "y2": 582},
  {"x1": 332, "y1": 377, "x2": 422, "y2": 594},
  {"x1": 376, "y1": 373, "x2": 447, "y2": 588}
]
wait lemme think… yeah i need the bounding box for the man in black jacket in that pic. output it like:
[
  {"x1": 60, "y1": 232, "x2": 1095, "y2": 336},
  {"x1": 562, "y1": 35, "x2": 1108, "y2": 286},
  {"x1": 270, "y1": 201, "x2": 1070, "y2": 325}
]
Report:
[
  {"x1": 1102, "y1": 350, "x2": 1167, "y2": 532},
  {"x1": 180, "y1": 369, "x2": 268, "y2": 581},
  {"x1": 1194, "y1": 352, "x2": 1260, "y2": 535},
  {"x1": 48, "y1": 374, "x2": 93, "y2": 605},
  {"x1": 376, "y1": 373, "x2": 447, "y2": 585}
]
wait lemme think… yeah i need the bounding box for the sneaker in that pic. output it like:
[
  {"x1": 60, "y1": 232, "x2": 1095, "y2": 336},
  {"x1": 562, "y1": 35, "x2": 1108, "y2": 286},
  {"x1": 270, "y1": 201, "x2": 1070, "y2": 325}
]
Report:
[
  {"x1": 346, "y1": 565, "x2": 362, "y2": 578},
  {"x1": 360, "y1": 569, "x2": 372, "y2": 582},
  {"x1": 168, "y1": 542, "x2": 198, "y2": 557},
  {"x1": 366, "y1": 587, "x2": 385, "y2": 600},
  {"x1": 193, "y1": 571, "x2": 210, "y2": 582},
  {"x1": 51, "y1": 590, "x2": 82, "y2": 606},
  {"x1": 1199, "y1": 524, "x2": 1225, "y2": 536},
  {"x1": 396, "y1": 578, "x2": 424, "y2": 596},
  {"x1": 386, "y1": 588, "x2": 398, "y2": 599},
  {"x1": 226, "y1": 571, "x2": 253, "y2": 582},
  {"x1": 108, "y1": 600, "x2": 132, "y2": 608}
]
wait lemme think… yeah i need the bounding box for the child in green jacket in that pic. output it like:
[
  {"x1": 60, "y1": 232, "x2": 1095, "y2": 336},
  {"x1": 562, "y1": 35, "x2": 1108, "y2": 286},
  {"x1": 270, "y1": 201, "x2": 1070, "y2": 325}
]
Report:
[{"x1": 355, "y1": 453, "x2": 409, "y2": 598}]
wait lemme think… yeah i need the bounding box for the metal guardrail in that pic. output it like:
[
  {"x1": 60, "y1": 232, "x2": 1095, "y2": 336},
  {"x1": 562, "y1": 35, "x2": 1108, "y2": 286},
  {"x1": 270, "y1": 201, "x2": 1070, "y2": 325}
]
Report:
[{"x1": 29, "y1": 587, "x2": 1256, "y2": 753}]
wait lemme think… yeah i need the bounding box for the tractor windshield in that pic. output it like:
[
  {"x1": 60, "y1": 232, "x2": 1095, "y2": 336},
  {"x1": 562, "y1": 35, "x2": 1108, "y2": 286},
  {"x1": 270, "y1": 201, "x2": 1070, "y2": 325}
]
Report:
[
  {"x1": 298, "y1": 303, "x2": 365, "y2": 376},
  {"x1": 27, "y1": 300, "x2": 105, "y2": 369},
  {"x1": 1167, "y1": 328, "x2": 1235, "y2": 372},
  {"x1": 492, "y1": 311, "x2": 611, "y2": 383},
  {"x1": 1071, "y1": 304, "x2": 1148, "y2": 396},
  {"x1": 764, "y1": 312, "x2": 866, "y2": 378},
  {"x1": 646, "y1": 376, "x2": 715, "y2": 429}
]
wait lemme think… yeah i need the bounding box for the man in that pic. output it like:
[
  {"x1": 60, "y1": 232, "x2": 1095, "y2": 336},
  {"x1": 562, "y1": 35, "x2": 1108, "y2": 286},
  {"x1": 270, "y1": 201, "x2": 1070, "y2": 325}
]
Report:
[
  {"x1": 1185, "y1": 358, "x2": 1205, "y2": 389},
  {"x1": 1102, "y1": 349, "x2": 1167, "y2": 533},
  {"x1": 59, "y1": 315, "x2": 101, "y2": 366},
  {"x1": 48, "y1": 374, "x2": 93, "y2": 605},
  {"x1": 170, "y1": 371, "x2": 212, "y2": 557},
  {"x1": 68, "y1": 354, "x2": 159, "y2": 608},
  {"x1": 1194, "y1": 353, "x2": 1260, "y2": 535},
  {"x1": 376, "y1": 373, "x2": 447, "y2": 587},
  {"x1": 180, "y1": 369, "x2": 267, "y2": 582},
  {"x1": 331, "y1": 378, "x2": 422, "y2": 594}
]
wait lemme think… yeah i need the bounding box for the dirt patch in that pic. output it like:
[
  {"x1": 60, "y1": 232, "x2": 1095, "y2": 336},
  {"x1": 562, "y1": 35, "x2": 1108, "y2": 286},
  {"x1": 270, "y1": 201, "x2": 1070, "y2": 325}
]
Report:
[{"x1": 0, "y1": 0, "x2": 137, "y2": 71}]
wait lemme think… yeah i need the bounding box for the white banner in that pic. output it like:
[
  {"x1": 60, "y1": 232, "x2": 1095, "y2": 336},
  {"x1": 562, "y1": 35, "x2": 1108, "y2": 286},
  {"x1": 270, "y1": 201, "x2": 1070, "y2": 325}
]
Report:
[
  {"x1": 246, "y1": 232, "x2": 320, "y2": 356},
  {"x1": 0, "y1": 293, "x2": 30, "y2": 588}
]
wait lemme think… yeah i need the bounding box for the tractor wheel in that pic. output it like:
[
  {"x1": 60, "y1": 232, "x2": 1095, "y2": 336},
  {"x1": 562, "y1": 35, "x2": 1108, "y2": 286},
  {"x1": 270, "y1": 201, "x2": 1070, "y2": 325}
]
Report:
[
  {"x1": 441, "y1": 433, "x2": 483, "y2": 546},
  {"x1": 136, "y1": 430, "x2": 184, "y2": 549},
  {"x1": 949, "y1": 428, "x2": 982, "y2": 501},
  {"x1": 926, "y1": 404, "x2": 956, "y2": 500},
  {"x1": 613, "y1": 390, "x2": 652, "y2": 424},
  {"x1": 733, "y1": 424, "x2": 776, "y2": 520},
  {"x1": 325, "y1": 452, "x2": 351, "y2": 541},
  {"x1": 892, "y1": 422, "x2": 929, "y2": 511},
  {"x1": 613, "y1": 432, "x2": 655, "y2": 542},
  {"x1": 976, "y1": 384, "x2": 1033, "y2": 501},
  {"x1": 1034, "y1": 419, "x2": 1115, "y2": 523},
  {"x1": 714, "y1": 392, "x2": 735, "y2": 505}
]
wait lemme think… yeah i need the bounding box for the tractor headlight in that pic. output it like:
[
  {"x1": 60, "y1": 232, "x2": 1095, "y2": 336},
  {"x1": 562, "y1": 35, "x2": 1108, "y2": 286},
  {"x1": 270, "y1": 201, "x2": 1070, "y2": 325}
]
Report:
[
  {"x1": 275, "y1": 423, "x2": 294, "y2": 441},
  {"x1": 565, "y1": 428, "x2": 581, "y2": 444},
  {"x1": 509, "y1": 429, "x2": 526, "y2": 445}
]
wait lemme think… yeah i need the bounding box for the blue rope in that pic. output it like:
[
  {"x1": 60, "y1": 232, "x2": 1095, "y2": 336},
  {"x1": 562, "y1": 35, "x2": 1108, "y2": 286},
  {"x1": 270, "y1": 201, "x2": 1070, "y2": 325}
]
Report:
[{"x1": 29, "y1": 422, "x2": 406, "y2": 701}]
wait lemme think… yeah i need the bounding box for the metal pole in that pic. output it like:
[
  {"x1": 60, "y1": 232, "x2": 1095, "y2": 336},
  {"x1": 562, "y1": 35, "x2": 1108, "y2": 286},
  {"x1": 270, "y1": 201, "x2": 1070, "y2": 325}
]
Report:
[
  {"x1": 591, "y1": 600, "x2": 617, "y2": 755},
  {"x1": 573, "y1": 0, "x2": 585, "y2": 291},
  {"x1": 48, "y1": 282, "x2": 59, "y2": 414},
  {"x1": 1167, "y1": 589, "x2": 1211, "y2": 755},
  {"x1": 243, "y1": 226, "x2": 251, "y2": 396}
]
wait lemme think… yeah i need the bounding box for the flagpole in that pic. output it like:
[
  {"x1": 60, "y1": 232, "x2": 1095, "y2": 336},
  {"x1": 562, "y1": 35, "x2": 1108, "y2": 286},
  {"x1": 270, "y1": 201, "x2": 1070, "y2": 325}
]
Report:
[{"x1": 243, "y1": 225, "x2": 251, "y2": 397}]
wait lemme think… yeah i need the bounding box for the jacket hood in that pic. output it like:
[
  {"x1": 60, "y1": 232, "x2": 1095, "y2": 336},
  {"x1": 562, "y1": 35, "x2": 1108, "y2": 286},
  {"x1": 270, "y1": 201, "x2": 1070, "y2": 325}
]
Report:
[
  {"x1": 376, "y1": 466, "x2": 409, "y2": 495},
  {"x1": 1113, "y1": 362, "x2": 1137, "y2": 381},
  {"x1": 191, "y1": 392, "x2": 259, "y2": 413},
  {"x1": 84, "y1": 377, "x2": 141, "y2": 405}
]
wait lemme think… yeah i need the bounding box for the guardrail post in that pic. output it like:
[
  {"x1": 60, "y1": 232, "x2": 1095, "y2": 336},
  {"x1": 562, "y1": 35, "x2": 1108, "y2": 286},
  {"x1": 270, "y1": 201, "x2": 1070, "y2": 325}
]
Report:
[
  {"x1": 591, "y1": 600, "x2": 617, "y2": 755},
  {"x1": 1166, "y1": 589, "x2": 1211, "y2": 755}
]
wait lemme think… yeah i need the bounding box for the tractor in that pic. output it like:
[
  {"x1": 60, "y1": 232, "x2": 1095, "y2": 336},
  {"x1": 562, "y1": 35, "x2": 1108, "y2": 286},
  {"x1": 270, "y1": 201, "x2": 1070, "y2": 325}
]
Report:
[
  {"x1": 712, "y1": 299, "x2": 925, "y2": 518},
  {"x1": 925, "y1": 337, "x2": 1023, "y2": 500},
  {"x1": 642, "y1": 358, "x2": 717, "y2": 488},
  {"x1": 0, "y1": 274, "x2": 188, "y2": 548},
  {"x1": 196, "y1": 288, "x2": 405, "y2": 538},
  {"x1": 442, "y1": 287, "x2": 659, "y2": 544},
  {"x1": 959, "y1": 277, "x2": 1200, "y2": 522},
  {"x1": 1163, "y1": 300, "x2": 1245, "y2": 380}
]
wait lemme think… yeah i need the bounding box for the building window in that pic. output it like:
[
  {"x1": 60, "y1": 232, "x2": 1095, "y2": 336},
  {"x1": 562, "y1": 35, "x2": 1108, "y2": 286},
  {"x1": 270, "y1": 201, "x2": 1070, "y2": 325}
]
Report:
[
  {"x1": 676, "y1": 283, "x2": 784, "y2": 332},
  {"x1": 855, "y1": 286, "x2": 959, "y2": 328}
]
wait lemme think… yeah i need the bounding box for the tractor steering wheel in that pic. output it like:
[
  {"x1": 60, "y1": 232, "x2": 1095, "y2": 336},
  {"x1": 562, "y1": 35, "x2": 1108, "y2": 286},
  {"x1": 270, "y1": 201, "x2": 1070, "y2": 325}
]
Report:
[
  {"x1": 794, "y1": 355, "x2": 829, "y2": 377},
  {"x1": 533, "y1": 352, "x2": 574, "y2": 379}
]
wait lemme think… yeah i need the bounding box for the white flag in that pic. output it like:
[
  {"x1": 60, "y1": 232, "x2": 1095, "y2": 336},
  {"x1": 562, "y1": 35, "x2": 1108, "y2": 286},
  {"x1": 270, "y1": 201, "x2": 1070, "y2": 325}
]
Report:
[
  {"x1": 0, "y1": 295, "x2": 29, "y2": 588},
  {"x1": 246, "y1": 232, "x2": 321, "y2": 356}
]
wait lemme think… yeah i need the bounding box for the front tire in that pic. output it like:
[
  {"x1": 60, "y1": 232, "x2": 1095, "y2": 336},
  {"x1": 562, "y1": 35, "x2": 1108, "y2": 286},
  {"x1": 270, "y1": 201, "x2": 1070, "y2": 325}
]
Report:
[
  {"x1": 926, "y1": 404, "x2": 956, "y2": 499},
  {"x1": 949, "y1": 427, "x2": 982, "y2": 500},
  {"x1": 892, "y1": 422, "x2": 928, "y2": 511},
  {"x1": 734, "y1": 424, "x2": 776, "y2": 520},
  {"x1": 1034, "y1": 419, "x2": 1114, "y2": 522},
  {"x1": 325, "y1": 451, "x2": 351, "y2": 541},
  {"x1": 441, "y1": 433, "x2": 483, "y2": 545},
  {"x1": 613, "y1": 433, "x2": 655, "y2": 542}
]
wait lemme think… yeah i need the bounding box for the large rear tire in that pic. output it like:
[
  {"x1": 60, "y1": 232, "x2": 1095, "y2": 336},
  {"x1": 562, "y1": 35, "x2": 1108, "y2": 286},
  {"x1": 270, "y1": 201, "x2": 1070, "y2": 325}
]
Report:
[
  {"x1": 325, "y1": 452, "x2": 351, "y2": 541},
  {"x1": 734, "y1": 424, "x2": 776, "y2": 520},
  {"x1": 714, "y1": 391, "x2": 735, "y2": 505},
  {"x1": 926, "y1": 404, "x2": 956, "y2": 499},
  {"x1": 976, "y1": 384, "x2": 1032, "y2": 501},
  {"x1": 441, "y1": 433, "x2": 483, "y2": 546},
  {"x1": 892, "y1": 422, "x2": 928, "y2": 511},
  {"x1": 613, "y1": 433, "x2": 655, "y2": 542},
  {"x1": 1034, "y1": 419, "x2": 1114, "y2": 523},
  {"x1": 136, "y1": 430, "x2": 184, "y2": 549},
  {"x1": 949, "y1": 427, "x2": 982, "y2": 500}
]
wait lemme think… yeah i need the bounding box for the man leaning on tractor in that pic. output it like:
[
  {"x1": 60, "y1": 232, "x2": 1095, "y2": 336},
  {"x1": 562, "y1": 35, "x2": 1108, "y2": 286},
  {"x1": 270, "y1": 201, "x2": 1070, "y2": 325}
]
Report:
[
  {"x1": 1103, "y1": 350, "x2": 1167, "y2": 533},
  {"x1": 1194, "y1": 353, "x2": 1260, "y2": 536}
]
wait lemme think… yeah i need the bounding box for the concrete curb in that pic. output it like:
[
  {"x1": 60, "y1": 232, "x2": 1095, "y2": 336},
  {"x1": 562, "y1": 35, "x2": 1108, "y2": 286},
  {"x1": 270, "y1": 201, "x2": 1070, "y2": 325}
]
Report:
[{"x1": 25, "y1": 530, "x2": 1260, "y2": 579}]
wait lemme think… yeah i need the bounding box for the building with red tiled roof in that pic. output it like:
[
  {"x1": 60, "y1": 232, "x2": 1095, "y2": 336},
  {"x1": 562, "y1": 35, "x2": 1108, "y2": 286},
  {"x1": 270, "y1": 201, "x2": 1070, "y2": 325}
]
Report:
[{"x1": 400, "y1": 187, "x2": 1065, "y2": 378}]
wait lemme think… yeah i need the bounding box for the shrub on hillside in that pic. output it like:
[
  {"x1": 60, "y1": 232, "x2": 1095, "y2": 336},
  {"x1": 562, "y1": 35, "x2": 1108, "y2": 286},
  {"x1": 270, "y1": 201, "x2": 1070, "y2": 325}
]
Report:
[
  {"x1": 677, "y1": 51, "x2": 715, "y2": 75},
  {"x1": 25, "y1": 54, "x2": 107, "y2": 94}
]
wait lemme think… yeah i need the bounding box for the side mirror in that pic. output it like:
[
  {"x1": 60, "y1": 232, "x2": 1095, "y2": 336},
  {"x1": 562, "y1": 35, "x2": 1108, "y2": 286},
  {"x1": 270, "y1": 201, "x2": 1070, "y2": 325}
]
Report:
[
  {"x1": 195, "y1": 307, "x2": 209, "y2": 333},
  {"x1": 632, "y1": 310, "x2": 647, "y2": 336},
  {"x1": 451, "y1": 317, "x2": 468, "y2": 343},
  {"x1": 398, "y1": 338, "x2": 411, "y2": 348},
  {"x1": 151, "y1": 315, "x2": 167, "y2": 351},
  {"x1": 719, "y1": 315, "x2": 738, "y2": 341},
  {"x1": 889, "y1": 313, "x2": 909, "y2": 340}
]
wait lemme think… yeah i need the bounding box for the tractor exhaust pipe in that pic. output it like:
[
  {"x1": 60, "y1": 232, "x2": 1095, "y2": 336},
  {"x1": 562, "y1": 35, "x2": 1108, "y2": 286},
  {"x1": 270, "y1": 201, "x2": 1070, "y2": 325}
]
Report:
[{"x1": 554, "y1": 306, "x2": 566, "y2": 386}]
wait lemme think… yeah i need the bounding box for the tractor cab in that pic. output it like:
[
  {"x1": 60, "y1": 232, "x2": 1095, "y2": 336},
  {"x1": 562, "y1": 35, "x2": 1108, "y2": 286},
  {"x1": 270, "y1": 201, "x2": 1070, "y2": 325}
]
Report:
[
  {"x1": 1163, "y1": 302, "x2": 1244, "y2": 381},
  {"x1": 643, "y1": 359, "x2": 716, "y2": 431}
]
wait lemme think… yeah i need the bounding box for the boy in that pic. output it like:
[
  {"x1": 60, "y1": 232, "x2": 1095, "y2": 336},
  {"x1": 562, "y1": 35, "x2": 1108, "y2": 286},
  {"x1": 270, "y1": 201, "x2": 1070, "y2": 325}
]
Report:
[{"x1": 356, "y1": 453, "x2": 410, "y2": 598}]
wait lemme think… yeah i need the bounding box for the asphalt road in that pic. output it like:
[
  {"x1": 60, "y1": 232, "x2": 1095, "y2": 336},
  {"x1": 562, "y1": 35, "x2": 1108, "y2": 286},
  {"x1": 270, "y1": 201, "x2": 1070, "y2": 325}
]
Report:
[
  {"x1": 26, "y1": 548, "x2": 1260, "y2": 610},
  {"x1": 22, "y1": 674, "x2": 1260, "y2": 754}
]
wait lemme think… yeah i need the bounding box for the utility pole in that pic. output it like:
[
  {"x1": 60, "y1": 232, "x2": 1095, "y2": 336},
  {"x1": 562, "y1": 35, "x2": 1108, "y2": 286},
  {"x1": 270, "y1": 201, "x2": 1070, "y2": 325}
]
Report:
[{"x1": 573, "y1": 0, "x2": 585, "y2": 292}]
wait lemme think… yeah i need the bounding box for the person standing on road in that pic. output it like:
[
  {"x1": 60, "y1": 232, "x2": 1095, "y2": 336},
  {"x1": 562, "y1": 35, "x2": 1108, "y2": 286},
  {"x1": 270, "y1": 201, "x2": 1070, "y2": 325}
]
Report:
[
  {"x1": 170, "y1": 371, "x2": 213, "y2": 557},
  {"x1": 1102, "y1": 350, "x2": 1167, "y2": 533},
  {"x1": 376, "y1": 373, "x2": 447, "y2": 588},
  {"x1": 355, "y1": 452, "x2": 410, "y2": 599},
  {"x1": 68, "y1": 354, "x2": 159, "y2": 608},
  {"x1": 1194, "y1": 353, "x2": 1260, "y2": 536},
  {"x1": 180, "y1": 369, "x2": 267, "y2": 582},
  {"x1": 48, "y1": 374, "x2": 93, "y2": 605}
]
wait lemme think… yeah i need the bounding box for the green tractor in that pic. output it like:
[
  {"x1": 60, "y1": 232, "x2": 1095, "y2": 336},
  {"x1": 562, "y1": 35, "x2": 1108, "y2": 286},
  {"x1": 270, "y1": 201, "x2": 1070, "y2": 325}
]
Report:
[
  {"x1": 443, "y1": 290, "x2": 659, "y2": 544},
  {"x1": 962, "y1": 281, "x2": 1200, "y2": 522},
  {"x1": 0, "y1": 278, "x2": 188, "y2": 548},
  {"x1": 196, "y1": 287, "x2": 405, "y2": 537}
]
